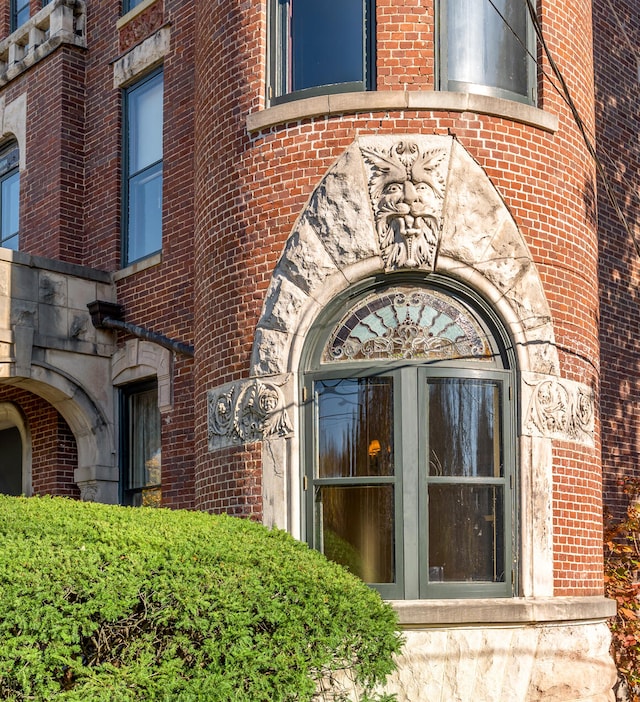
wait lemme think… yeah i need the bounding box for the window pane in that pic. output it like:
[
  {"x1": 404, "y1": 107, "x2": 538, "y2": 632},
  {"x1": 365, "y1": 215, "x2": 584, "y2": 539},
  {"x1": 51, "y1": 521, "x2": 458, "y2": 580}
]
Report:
[
  {"x1": 317, "y1": 377, "x2": 394, "y2": 478},
  {"x1": 428, "y1": 378, "x2": 502, "y2": 478},
  {"x1": 128, "y1": 75, "x2": 163, "y2": 174},
  {"x1": 316, "y1": 485, "x2": 395, "y2": 583},
  {"x1": 428, "y1": 484, "x2": 505, "y2": 582},
  {"x1": 291, "y1": 0, "x2": 364, "y2": 91},
  {"x1": 127, "y1": 162, "x2": 162, "y2": 263},
  {"x1": 0, "y1": 427, "x2": 22, "y2": 496},
  {"x1": 447, "y1": 0, "x2": 529, "y2": 98},
  {"x1": 14, "y1": 0, "x2": 29, "y2": 28},
  {"x1": 1, "y1": 170, "x2": 19, "y2": 249},
  {"x1": 127, "y1": 386, "x2": 161, "y2": 507}
]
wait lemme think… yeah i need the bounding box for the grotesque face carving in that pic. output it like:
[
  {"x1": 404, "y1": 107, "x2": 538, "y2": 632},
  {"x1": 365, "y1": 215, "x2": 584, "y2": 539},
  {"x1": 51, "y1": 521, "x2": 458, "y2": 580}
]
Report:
[{"x1": 362, "y1": 141, "x2": 446, "y2": 271}]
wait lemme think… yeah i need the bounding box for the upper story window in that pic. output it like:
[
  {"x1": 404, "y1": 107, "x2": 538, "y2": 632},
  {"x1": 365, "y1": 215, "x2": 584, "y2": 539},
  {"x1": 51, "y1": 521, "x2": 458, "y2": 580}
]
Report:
[
  {"x1": 0, "y1": 143, "x2": 19, "y2": 250},
  {"x1": 120, "y1": 380, "x2": 161, "y2": 507},
  {"x1": 123, "y1": 0, "x2": 145, "y2": 13},
  {"x1": 269, "y1": 0, "x2": 375, "y2": 105},
  {"x1": 438, "y1": 0, "x2": 536, "y2": 104},
  {"x1": 10, "y1": 0, "x2": 29, "y2": 31},
  {"x1": 123, "y1": 68, "x2": 163, "y2": 266},
  {"x1": 303, "y1": 280, "x2": 516, "y2": 599}
]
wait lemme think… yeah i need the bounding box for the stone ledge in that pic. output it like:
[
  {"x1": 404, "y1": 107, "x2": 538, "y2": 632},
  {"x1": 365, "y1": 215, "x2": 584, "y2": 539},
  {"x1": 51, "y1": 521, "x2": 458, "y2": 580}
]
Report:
[
  {"x1": 390, "y1": 596, "x2": 616, "y2": 628},
  {"x1": 113, "y1": 251, "x2": 162, "y2": 280},
  {"x1": 0, "y1": 247, "x2": 111, "y2": 283},
  {"x1": 246, "y1": 91, "x2": 558, "y2": 134}
]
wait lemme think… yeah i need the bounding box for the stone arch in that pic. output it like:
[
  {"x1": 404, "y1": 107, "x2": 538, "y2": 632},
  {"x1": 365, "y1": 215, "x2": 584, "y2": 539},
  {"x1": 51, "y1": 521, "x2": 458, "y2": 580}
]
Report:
[
  {"x1": 2, "y1": 366, "x2": 116, "y2": 503},
  {"x1": 250, "y1": 136, "x2": 589, "y2": 597},
  {"x1": 251, "y1": 136, "x2": 558, "y2": 379},
  {"x1": 0, "y1": 401, "x2": 31, "y2": 495}
]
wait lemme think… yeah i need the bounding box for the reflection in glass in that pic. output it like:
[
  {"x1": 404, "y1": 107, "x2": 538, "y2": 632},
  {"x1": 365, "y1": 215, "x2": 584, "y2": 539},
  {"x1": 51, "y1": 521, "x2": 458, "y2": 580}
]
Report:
[
  {"x1": 291, "y1": 0, "x2": 364, "y2": 92},
  {"x1": 127, "y1": 164, "x2": 162, "y2": 263},
  {"x1": 125, "y1": 385, "x2": 162, "y2": 507},
  {"x1": 317, "y1": 378, "x2": 394, "y2": 478},
  {"x1": 428, "y1": 484, "x2": 504, "y2": 582},
  {"x1": 447, "y1": 0, "x2": 530, "y2": 99},
  {"x1": 316, "y1": 485, "x2": 395, "y2": 583},
  {"x1": 1, "y1": 170, "x2": 19, "y2": 250},
  {"x1": 428, "y1": 378, "x2": 502, "y2": 478}
]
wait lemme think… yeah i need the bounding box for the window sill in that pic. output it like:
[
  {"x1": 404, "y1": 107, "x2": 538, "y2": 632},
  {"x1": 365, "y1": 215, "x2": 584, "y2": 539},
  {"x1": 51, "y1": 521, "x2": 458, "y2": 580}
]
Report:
[
  {"x1": 116, "y1": 0, "x2": 160, "y2": 30},
  {"x1": 246, "y1": 90, "x2": 558, "y2": 135},
  {"x1": 114, "y1": 251, "x2": 161, "y2": 281},
  {"x1": 389, "y1": 596, "x2": 615, "y2": 629}
]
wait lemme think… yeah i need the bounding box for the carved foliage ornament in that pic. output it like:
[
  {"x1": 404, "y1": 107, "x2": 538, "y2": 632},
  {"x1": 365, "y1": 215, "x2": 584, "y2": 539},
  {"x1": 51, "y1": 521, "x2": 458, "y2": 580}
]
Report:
[
  {"x1": 527, "y1": 379, "x2": 594, "y2": 443},
  {"x1": 361, "y1": 141, "x2": 447, "y2": 271},
  {"x1": 208, "y1": 379, "x2": 293, "y2": 450}
]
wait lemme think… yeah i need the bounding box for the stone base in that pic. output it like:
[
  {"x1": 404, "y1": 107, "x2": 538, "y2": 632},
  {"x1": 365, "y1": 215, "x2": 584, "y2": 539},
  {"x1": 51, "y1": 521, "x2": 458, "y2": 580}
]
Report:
[{"x1": 382, "y1": 598, "x2": 617, "y2": 701}]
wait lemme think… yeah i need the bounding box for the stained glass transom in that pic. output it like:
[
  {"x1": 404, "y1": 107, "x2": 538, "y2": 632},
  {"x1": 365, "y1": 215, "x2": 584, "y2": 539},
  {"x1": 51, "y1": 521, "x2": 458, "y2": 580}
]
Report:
[{"x1": 323, "y1": 287, "x2": 494, "y2": 363}]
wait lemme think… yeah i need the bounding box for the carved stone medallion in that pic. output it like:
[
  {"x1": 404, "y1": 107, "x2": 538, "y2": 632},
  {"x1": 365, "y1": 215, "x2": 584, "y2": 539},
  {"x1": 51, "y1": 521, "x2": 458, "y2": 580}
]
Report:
[
  {"x1": 526, "y1": 378, "x2": 594, "y2": 444},
  {"x1": 361, "y1": 140, "x2": 447, "y2": 271},
  {"x1": 208, "y1": 378, "x2": 293, "y2": 450}
]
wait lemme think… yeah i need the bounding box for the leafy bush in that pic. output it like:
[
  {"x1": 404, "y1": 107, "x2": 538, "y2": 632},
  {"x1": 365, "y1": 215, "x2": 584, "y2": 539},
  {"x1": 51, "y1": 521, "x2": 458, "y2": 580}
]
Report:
[
  {"x1": 0, "y1": 496, "x2": 401, "y2": 701},
  {"x1": 605, "y1": 480, "x2": 640, "y2": 701}
]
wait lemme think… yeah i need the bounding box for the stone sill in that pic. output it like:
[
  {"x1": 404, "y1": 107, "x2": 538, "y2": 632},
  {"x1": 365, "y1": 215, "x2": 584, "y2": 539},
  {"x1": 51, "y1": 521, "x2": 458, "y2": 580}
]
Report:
[
  {"x1": 117, "y1": 0, "x2": 160, "y2": 30},
  {"x1": 246, "y1": 91, "x2": 558, "y2": 135},
  {"x1": 390, "y1": 596, "x2": 616, "y2": 629},
  {"x1": 0, "y1": 0, "x2": 86, "y2": 88},
  {"x1": 113, "y1": 251, "x2": 162, "y2": 281}
]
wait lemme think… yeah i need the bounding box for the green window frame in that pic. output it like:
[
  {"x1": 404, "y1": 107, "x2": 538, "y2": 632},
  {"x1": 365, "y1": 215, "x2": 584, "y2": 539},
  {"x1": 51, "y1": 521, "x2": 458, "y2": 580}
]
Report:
[
  {"x1": 122, "y1": 68, "x2": 163, "y2": 267},
  {"x1": 437, "y1": 0, "x2": 536, "y2": 105},
  {"x1": 120, "y1": 380, "x2": 162, "y2": 507},
  {"x1": 269, "y1": 0, "x2": 376, "y2": 105},
  {"x1": 0, "y1": 143, "x2": 20, "y2": 251},
  {"x1": 302, "y1": 279, "x2": 517, "y2": 599}
]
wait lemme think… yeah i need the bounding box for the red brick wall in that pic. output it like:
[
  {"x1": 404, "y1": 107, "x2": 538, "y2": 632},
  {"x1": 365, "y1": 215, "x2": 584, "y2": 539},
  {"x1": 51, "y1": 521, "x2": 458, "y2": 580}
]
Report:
[
  {"x1": 593, "y1": 1, "x2": 640, "y2": 519},
  {"x1": 0, "y1": 385, "x2": 80, "y2": 498}
]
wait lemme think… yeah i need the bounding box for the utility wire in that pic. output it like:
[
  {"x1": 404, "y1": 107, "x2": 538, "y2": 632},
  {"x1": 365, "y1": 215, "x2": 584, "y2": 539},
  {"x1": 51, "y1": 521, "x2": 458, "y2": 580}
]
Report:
[{"x1": 523, "y1": 0, "x2": 640, "y2": 258}]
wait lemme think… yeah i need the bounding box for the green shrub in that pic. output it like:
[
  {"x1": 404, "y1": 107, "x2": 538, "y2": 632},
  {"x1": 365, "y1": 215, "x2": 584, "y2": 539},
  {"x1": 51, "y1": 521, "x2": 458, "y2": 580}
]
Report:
[{"x1": 0, "y1": 496, "x2": 401, "y2": 701}]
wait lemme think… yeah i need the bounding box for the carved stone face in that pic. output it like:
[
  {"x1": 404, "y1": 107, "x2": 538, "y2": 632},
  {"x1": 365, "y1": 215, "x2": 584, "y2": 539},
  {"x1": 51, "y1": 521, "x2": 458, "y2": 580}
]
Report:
[{"x1": 362, "y1": 141, "x2": 446, "y2": 271}]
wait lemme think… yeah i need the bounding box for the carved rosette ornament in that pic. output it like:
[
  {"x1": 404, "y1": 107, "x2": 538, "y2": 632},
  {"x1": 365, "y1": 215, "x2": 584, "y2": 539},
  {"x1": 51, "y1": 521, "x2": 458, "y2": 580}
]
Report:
[
  {"x1": 208, "y1": 379, "x2": 293, "y2": 450},
  {"x1": 361, "y1": 140, "x2": 447, "y2": 271},
  {"x1": 526, "y1": 378, "x2": 594, "y2": 444}
]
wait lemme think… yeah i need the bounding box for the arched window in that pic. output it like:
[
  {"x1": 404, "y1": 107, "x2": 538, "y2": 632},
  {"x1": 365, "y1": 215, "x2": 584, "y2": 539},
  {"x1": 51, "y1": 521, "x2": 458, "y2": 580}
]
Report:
[{"x1": 302, "y1": 278, "x2": 516, "y2": 599}]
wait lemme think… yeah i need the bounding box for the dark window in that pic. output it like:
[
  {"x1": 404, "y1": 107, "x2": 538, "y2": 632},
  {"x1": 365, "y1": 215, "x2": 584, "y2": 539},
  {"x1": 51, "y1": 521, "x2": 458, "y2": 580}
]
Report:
[
  {"x1": 270, "y1": 0, "x2": 375, "y2": 104},
  {"x1": 0, "y1": 427, "x2": 22, "y2": 495},
  {"x1": 120, "y1": 381, "x2": 162, "y2": 507},
  {"x1": 0, "y1": 144, "x2": 19, "y2": 251},
  {"x1": 10, "y1": 0, "x2": 29, "y2": 31},
  {"x1": 123, "y1": 69, "x2": 163, "y2": 266},
  {"x1": 303, "y1": 282, "x2": 516, "y2": 599},
  {"x1": 123, "y1": 0, "x2": 144, "y2": 13},
  {"x1": 438, "y1": 0, "x2": 536, "y2": 104}
]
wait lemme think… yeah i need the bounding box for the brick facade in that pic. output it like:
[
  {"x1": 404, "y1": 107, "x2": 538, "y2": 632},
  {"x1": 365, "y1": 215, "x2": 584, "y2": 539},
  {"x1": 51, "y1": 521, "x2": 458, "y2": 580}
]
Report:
[{"x1": 0, "y1": 0, "x2": 626, "y2": 696}]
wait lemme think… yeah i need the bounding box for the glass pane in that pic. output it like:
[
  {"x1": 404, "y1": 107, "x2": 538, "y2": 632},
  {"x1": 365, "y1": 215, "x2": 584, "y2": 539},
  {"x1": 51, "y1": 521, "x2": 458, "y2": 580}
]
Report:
[
  {"x1": 316, "y1": 485, "x2": 395, "y2": 583},
  {"x1": 128, "y1": 74, "x2": 163, "y2": 173},
  {"x1": 428, "y1": 484, "x2": 504, "y2": 582},
  {"x1": 15, "y1": 0, "x2": 29, "y2": 27},
  {"x1": 128, "y1": 387, "x2": 161, "y2": 496},
  {"x1": 1, "y1": 170, "x2": 19, "y2": 249},
  {"x1": 447, "y1": 0, "x2": 529, "y2": 97},
  {"x1": 428, "y1": 378, "x2": 502, "y2": 478},
  {"x1": 0, "y1": 427, "x2": 22, "y2": 496},
  {"x1": 291, "y1": 0, "x2": 364, "y2": 91},
  {"x1": 317, "y1": 377, "x2": 394, "y2": 478},
  {"x1": 127, "y1": 163, "x2": 162, "y2": 263}
]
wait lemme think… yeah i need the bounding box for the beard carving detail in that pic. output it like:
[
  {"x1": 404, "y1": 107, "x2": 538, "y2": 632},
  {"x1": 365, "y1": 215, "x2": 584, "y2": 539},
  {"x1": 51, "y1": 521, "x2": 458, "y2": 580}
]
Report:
[{"x1": 361, "y1": 141, "x2": 446, "y2": 271}]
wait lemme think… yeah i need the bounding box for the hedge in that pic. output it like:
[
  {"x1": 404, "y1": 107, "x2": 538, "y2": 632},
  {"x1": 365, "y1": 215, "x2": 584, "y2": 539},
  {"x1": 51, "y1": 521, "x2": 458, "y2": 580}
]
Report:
[{"x1": 0, "y1": 496, "x2": 401, "y2": 701}]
